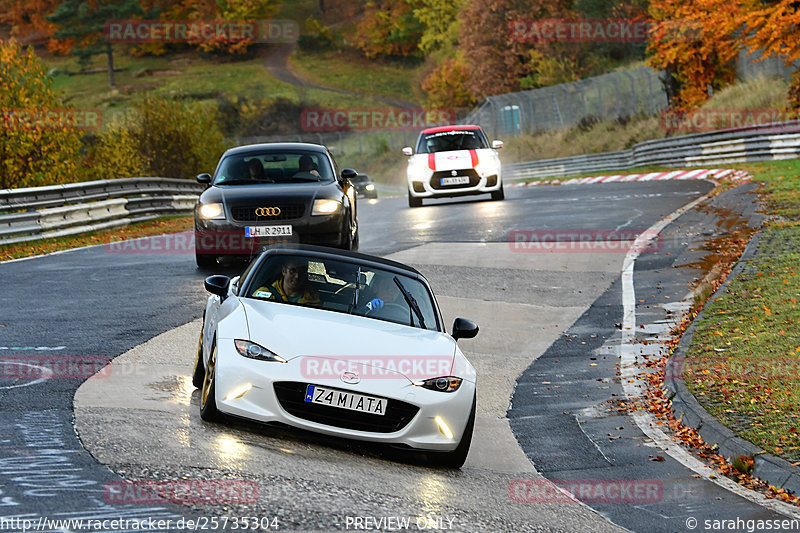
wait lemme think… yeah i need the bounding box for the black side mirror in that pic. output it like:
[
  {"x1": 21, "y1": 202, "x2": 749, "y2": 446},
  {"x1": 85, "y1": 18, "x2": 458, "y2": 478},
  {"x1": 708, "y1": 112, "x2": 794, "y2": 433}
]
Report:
[
  {"x1": 341, "y1": 168, "x2": 357, "y2": 181},
  {"x1": 197, "y1": 173, "x2": 212, "y2": 184},
  {"x1": 204, "y1": 275, "x2": 230, "y2": 299},
  {"x1": 452, "y1": 318, "x2": 479, "y2": 341}
]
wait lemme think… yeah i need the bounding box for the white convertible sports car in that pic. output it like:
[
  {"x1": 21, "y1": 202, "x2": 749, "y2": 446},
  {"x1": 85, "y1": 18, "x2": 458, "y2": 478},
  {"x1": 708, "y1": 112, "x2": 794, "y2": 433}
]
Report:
[
  {"x1": 192, "y1": 244, "x2": 479, "y2": 467},
  {"x1": 402, "y1": 124, "x2": 504, "y2": 208}
]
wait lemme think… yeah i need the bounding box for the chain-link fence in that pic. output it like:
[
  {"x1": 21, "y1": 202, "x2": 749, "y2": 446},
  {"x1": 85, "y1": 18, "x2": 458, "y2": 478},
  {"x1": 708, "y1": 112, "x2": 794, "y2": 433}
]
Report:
[{"x1": 464, "y1": 66, "x2": 668, "y2": 139}]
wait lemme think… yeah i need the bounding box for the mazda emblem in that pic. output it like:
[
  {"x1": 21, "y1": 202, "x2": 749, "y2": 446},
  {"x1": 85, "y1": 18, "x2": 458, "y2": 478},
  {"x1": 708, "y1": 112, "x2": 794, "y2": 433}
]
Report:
[
  {"x1": 255, "y1": 207, "x2": 281, "y2": 217},
  {"x1": 341, "y1": 371, "x2": 360, "y2": 384}
]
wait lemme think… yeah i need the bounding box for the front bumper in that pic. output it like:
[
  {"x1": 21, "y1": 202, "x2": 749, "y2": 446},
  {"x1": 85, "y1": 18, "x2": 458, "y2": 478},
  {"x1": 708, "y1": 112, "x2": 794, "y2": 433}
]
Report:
[
  {"x1": 408, "y1": 170, "x2": 502, "y2": 199},
  {"x1": 214, "y1": 347, "x2": 476, "y2": 451},
  {"x1": 194, "y1": 213, "x2": 345, "y2": 256}
]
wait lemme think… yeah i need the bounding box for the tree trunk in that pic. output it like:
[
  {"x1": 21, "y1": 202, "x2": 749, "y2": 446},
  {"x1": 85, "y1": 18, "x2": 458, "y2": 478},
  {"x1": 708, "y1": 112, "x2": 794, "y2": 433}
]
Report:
[{"x1": 106, "y1": 42, "x2": 115, "y2": 88}]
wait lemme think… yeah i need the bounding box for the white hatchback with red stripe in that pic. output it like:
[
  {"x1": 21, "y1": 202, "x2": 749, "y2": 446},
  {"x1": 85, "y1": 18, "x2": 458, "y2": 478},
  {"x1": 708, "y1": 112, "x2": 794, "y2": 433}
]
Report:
[{"x1": 402, "y1": 125, "x2": 504, "y2": 208}]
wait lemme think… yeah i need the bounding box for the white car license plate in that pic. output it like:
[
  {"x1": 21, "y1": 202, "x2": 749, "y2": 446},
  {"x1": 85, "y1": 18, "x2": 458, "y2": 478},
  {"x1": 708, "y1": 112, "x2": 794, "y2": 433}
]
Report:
[
  {"x1": 245, "y1": 225, "x2": 292, "y2": 238},
  {"x1": 304, "y1": 385, "x2": 386, "y2": 416},
  {"x1": 440, "y1": 176, "x2": 470, "y2": 186}
]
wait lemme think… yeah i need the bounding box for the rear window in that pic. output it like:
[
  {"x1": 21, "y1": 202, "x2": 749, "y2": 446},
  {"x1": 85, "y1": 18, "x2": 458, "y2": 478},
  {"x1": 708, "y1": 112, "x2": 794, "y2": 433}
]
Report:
[{"x1": 415, "y1": 129, "x2": 488, "y2": 153}]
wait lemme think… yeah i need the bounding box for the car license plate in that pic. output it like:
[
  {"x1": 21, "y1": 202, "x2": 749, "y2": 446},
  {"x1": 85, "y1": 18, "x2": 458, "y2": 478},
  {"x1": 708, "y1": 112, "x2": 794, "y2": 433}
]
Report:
[
  {"x1": 440, "y1": 176, "x2": 470, "y2": 186},
  {"x1": 245, "y1": 225, "x2": 292, "y2": 238},
  {"x1": 304, "y1": 385, "x2": 386, "y2": 416}
]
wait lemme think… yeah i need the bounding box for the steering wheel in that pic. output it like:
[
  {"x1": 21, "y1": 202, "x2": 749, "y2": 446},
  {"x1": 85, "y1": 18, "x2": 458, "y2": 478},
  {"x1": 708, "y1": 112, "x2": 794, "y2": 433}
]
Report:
[{"x1": 366, "y1": 302, "x2": 408, "y2": 316}]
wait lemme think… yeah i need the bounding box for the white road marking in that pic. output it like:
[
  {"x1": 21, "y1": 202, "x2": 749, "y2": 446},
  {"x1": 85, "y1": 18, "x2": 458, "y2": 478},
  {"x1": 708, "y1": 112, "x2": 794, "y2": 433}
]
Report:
[{"x1": 619, "y1": 186, "x2": 800, "y2": 519}]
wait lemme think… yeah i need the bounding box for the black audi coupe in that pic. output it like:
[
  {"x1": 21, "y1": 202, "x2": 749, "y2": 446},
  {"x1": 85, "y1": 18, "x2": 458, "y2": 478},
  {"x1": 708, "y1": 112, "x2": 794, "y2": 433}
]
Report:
[{"x1": 193, "y1": 143, "x2": 359, "y2": 267}]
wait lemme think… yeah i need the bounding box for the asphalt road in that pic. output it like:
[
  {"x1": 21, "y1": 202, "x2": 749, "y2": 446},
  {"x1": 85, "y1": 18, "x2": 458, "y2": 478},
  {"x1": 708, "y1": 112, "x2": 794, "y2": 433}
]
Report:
[{"x1": 1, "y1": 180, "x2": 794, "y2": 532}]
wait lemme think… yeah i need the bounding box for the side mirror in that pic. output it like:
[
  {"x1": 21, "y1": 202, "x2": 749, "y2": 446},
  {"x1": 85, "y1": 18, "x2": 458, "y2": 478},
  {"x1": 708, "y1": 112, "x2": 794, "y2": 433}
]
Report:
[
  {"x1": 197, "y1": 173, "x2": 212, "y2": 184},
  {"x1": 452, "y1": 318, "x2": 479, "y2": 341},
  {"x1": 492, "y1": 140, "x2": 504, "y2": 150},
  {"x1": 204, "y1": 275, "x2": 230, "y2": 299},
  {"x1": 402, "y1": 147, "x2": 413, "y2": 156},
  {"x1": 341, "y1": 168, "x2": 357, "y2": 181}
]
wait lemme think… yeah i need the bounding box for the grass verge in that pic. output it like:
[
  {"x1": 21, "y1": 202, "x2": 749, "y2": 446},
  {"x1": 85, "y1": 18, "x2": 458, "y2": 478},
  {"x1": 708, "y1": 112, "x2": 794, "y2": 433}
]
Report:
[
  {"x1": 0, "y1": 216, "x2": 192, "y2": 262},
  {"x1": 683, "y1": 158, "x2": 800, "y2": 465}
]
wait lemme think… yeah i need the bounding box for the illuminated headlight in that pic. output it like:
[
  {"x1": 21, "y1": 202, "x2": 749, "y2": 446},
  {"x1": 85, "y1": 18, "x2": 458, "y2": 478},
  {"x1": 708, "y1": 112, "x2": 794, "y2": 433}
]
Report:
[
  {"x1": 475, "y1": 157, "x2": 501, "y2": 178},
  {"x1": 408, "y1": 158, "x2": 433, "y2": 181},
  {"x1": 413, "y1": 376, "x2": 462, "y2": 393},
  {"x1": 198, "y1": 202, "x2": 225, "y2": 220},
  {"x1": 312, "y1": 199, "x2": 341, "y2": 215},
  {"x1": 234, "y1": 340, "x2": 287, "y2": 363},
  {"x1": 365, "y1": 184, "x2": 375, "y2": 191}
]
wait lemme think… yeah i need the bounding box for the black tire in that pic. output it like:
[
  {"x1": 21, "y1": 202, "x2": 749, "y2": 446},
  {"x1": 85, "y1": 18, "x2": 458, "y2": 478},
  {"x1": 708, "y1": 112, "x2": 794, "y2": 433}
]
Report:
[
  {"x1": 191, "y1": 320, "x2": 205, "y2": 388},
  {"x1": 351, "y1": 227, "x2": 360, "y2": 252},
  {"x1": 434, "y1": 394, "x2": 476, "y2": 469},
  {"x1": 408, "y1": 190, "x2": 422, "y2": 208},
  {"x1": 200, "y1": 342, "x2": 222, "y2": 422},
  {"x1": 196, "y1": 252, "x2": 216, "y2": 268},
  {"x1": 491, "y1": 183, "x2": 505, "y2": 201}
]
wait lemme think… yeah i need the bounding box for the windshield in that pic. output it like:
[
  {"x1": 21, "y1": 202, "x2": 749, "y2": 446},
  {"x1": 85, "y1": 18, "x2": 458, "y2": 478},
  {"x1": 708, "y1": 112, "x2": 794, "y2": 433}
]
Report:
[
  {"x1": 214, "y1": 151, "x2": 334, "y2": 186},
  {"x1": 416, "y1": 129, "x2": 488, "y2": 153},
  {"x1": 244, "y1": 254, "x2": 440, "y2": 331}
]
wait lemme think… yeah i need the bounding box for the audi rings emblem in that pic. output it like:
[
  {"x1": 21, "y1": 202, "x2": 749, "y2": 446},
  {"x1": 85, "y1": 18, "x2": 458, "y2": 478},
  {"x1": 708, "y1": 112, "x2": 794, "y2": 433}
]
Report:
[{"x1": 255, "y1": 207, "x2": 281, "y2": 217}]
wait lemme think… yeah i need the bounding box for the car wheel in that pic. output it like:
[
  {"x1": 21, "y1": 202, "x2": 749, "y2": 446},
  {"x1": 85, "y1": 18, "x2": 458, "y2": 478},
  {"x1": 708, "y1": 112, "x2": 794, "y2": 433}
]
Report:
[
  {"x1": 339, "y1": 218, "x2": 354, "y2": 250},
  {"x1": 491, "y1": 183, "x2": 505, "y2": 201},
  {"x1": 200, "y1": 341, "x2": 222, "y2": 422},
  {"x1": 351, "y1": 227, "x2": 360, "y2": 252},
  {"x1": 191, "y1": 320, "x2": 205, "y2": 388},
  {"x1": 196, "y1": 252, "x2": 216, "y2": 268},
  {"x1": 434, "y1": 394, "x2": 476, "y2": 469},
  {"x1": 408, "y1": 190, "x2": 422, "y2": 208}
]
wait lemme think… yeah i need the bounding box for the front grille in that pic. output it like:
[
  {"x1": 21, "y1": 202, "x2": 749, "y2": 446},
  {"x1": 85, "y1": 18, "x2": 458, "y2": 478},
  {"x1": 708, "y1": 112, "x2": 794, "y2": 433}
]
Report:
[
  {"x1": 429, "y1": 169, "x2": 480, "y2": 190},
  {"x1": 273, "y1": 381, "x2": 419, "y2": 433},
  {"x1": 231, "y1": 204, "x2": 305, "y2": 222}
]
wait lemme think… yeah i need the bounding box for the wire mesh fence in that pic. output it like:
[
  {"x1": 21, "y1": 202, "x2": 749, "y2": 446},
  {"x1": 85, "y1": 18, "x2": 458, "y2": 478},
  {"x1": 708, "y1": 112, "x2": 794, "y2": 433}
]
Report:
[{"x1": 464, "y1": 66, "x2": 668, "y2": 139}]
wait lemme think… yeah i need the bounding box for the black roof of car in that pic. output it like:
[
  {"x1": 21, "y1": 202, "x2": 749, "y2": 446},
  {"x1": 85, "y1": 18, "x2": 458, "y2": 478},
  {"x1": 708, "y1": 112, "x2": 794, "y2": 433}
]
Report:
[
  {"x1": 221, "y1": 142, "x2": 329, "y2": 157},
  {"x1": 256, "y1": 243, "x2": 422, "y2": 277}
]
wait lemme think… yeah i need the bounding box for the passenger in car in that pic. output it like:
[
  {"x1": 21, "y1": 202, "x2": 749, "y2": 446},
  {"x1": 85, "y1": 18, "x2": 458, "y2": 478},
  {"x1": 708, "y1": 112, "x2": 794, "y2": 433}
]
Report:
[{"x1": 253, "y1": 257, "x2": 321, "y2": 305}]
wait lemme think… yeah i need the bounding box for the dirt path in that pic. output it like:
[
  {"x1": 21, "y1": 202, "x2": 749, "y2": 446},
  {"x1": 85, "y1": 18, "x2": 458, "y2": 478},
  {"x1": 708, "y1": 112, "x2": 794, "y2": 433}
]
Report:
[{"x1": 262, "y1": 43, "x2": 418, "y2": 108}]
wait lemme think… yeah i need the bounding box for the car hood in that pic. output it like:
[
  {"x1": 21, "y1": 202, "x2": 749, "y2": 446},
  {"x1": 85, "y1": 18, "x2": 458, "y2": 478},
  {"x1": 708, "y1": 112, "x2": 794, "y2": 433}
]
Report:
[
  {"x1": 412, "y1": 149, "x2": 495, "y2": 171},
  {"x1": 239, "y1": 299, "x2": 456, "y2": 381}
]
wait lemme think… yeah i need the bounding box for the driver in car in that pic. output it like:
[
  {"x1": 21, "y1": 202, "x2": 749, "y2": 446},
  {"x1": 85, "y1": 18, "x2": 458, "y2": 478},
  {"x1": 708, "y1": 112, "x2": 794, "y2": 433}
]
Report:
[
  {"x1": 253, "y1": 257, "x2": 321, "y2": 305},
  {"x1": 294, "y1": 155, "x2": 321, "y2": 179},
  {"x1": 362, "y1": 274, "x2": 403, "y2": 315}
]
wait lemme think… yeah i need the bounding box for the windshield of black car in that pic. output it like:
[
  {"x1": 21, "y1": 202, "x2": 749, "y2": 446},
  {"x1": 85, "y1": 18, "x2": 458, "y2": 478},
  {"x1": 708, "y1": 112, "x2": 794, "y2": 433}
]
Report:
[
  {"x1": 415, "y1": 130, "x2": 488, "y2": 153},
  {"x1": 244, "y1": 254, "x2": 439, "y2": 331},
  {"x1": 213, "y1": 151, "x2": 334, "y2": 185}
]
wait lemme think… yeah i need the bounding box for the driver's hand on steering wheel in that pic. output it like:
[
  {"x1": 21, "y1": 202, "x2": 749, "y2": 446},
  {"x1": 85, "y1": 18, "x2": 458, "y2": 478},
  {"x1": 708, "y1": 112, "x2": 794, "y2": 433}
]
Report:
[{"x1": 365, "y1": 298, "x2": 384, "y2": 312}]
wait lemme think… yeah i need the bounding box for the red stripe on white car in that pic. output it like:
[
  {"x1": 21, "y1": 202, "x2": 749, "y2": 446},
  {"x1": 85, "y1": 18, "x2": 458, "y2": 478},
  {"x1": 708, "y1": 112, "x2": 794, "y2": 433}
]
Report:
[
  {"x1": 428, "y1": 153, "x2": 436, "y2": 171},
  {"x1": 470, "y1": 149, "x2": 479, "y2": 167}
]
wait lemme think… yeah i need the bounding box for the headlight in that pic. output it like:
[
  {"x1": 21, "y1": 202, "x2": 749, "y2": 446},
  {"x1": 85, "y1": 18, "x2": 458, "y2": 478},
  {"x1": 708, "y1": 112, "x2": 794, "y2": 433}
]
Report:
[
  {"x1": 198, "y1": 202, "x2": 225, "y2": 220},
  {"x1": 413, "y1": 376, "x2": 462, "y2": 393},
  {"x1": 234, "y1": 340, "x2": 287, "y2": 363},
  {"x1": 365, "y1": 183, "x2": 375, "y2": 191},
  {"x1": 408, "y1": 157, "x2": 433, "y2": 181},
  {"x1": 475, "y1": 156, "x2": 501, "y2": 178},
  {"x1": 312, "y1": 199, "x2": 341, "y2": 215}
]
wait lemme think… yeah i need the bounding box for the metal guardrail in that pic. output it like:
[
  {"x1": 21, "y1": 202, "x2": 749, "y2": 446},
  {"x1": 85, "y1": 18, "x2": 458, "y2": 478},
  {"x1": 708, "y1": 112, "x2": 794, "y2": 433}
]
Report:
[
  {"x1": 506, "y1": 121, "x2": 800, "y2": 180},
  {"x1": 0, "y1": 178, "x2": 203, "y2": 245}
]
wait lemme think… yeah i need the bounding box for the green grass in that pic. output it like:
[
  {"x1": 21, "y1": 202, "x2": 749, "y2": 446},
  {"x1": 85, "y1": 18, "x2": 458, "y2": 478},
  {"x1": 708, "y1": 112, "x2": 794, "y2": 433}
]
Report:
[
  {"x1": 289, "y1": 48, "x2": 425, "y2": 105},
  {"x1": 44, "y1": 47, "x2": 395, "y2": 122},
  {"x1": 684, "y1": 158, "x2": 800, "y2": 464}
]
